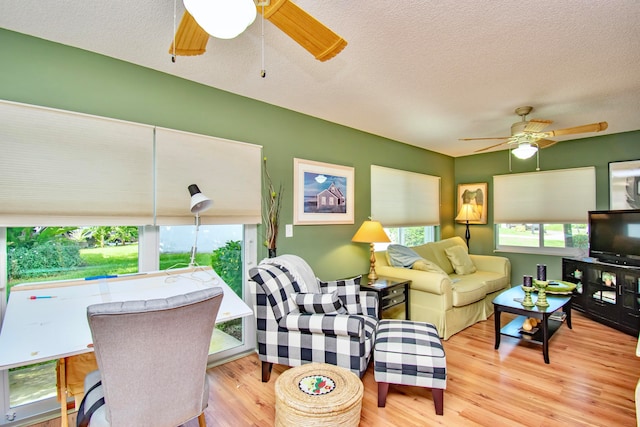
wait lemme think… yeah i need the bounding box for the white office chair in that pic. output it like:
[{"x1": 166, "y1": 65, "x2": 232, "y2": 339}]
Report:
[{"x1": 76, "y1": 287, "x2": 223, "y2": 427}]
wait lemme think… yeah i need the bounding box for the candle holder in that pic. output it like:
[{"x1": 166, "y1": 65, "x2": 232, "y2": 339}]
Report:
[
  {"x1": 521, "y1": 285, "x2": 535, "y2": 308},
  {"x1": 534, "y1": 280, "x2": 549, "y2": 308}
]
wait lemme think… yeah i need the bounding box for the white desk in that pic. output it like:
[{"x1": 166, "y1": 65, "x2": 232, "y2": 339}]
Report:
[{"x1": 0, "y1": 267, "x2": 253, "y2": 426}]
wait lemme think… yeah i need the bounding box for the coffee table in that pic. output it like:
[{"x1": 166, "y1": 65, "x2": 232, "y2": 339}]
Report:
[{"x1": 493, "y1": 286, "x2": 572, "y2": 364}]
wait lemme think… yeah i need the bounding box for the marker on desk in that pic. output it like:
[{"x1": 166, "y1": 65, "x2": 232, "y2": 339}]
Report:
[
  {"x1": 29, "y1": 296, "x2": 56, "y2": 299},
  {"x1": 85, "y1": 275, "x2": 117, "y2": 281}
]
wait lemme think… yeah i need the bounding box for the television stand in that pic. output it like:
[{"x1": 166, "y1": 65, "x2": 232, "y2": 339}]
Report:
[{"x1": 562, "y1": 258, "x2": 640, "y2": 336}]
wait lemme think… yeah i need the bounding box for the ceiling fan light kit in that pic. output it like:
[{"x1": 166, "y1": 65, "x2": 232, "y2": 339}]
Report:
[
  {"x1": 511, "y1": 142, "x2": 538, "y2": 159},
  {"x1": 183, "y1": 0, "x2": 257, "y2": 39}
]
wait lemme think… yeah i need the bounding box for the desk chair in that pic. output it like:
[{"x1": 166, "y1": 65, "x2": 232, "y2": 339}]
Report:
[{"x1": 76, "y1": 287, "x2": 223, "y2": 427}]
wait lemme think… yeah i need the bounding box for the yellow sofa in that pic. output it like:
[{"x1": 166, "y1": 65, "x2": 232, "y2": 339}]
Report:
[{"x1": 374, "y1": 236, "x2": 511, "y2": 340}]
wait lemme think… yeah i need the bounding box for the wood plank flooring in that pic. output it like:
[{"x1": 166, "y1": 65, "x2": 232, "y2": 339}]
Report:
[{"x1": 26, "y1": 311, "x2": 640, "y2": 427}]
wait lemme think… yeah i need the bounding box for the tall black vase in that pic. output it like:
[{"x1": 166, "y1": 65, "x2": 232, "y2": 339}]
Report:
[{"x1": 268, "y1": 248, "x2": 277, "y2": 258}]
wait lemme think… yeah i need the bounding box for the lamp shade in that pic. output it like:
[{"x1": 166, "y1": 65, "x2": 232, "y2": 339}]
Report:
[
  {"x1": 184, "y1": 0, "x2": 257, "y2": 39},
  {"x1": 351, "y1": 220, "x2": 391, "y2": 243},
  {"x1": 512, "y1": 142, "x2": 538, "y2": 159},
  {"x1": 188, "y1": 184, "x2": 213, "y2": 214},
  {"x1": 455, "y1": 203, "x2": 480, "y2": 222}
]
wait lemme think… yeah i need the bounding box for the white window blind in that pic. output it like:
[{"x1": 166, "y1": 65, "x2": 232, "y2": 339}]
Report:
[
  {"x1": 493, "y1": 167, "x2": 596, "y2": 224},
  {"x1": 0, "y1": 100, "x2": 262, "y2": 226},
  {"x1": 154, "y1": 128, "x2": 262, "y2": 225},
  {"x1": 0, "y1": 100, "x2": 154, "y2": 226},
  {"x1": 371, "y1": 165, "x2": 440, "y2": 226}
]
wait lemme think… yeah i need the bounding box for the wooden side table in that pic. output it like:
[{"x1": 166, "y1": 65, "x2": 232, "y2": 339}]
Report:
[{"x1": 360, "y1": 276, "x2": 410, "y2": 320}]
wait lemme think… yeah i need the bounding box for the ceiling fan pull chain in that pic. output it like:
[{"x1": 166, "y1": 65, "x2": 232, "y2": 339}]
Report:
[
  {"x1": 260, "y1": 3, "x2": 266, "y2": 78},
  {"x1": 171, "y1": 0, "x2": 177, "y2": 63}
]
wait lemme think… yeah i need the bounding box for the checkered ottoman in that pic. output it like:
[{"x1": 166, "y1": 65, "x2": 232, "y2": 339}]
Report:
[{"x1": 374, "y1": 319, "x2": 447, "y2": 415}]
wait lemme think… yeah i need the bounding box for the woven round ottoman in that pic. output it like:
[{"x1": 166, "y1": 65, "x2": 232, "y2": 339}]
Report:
[{"x1": 274, "y1": 363, "x2": 364, "y2": 427}]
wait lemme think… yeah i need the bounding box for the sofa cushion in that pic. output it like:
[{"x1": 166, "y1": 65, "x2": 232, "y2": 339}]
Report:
[
  {"x1": 412, "y1": 259, "x2": 447, "y2": 275},
  {"x1": 450, "y1": 280, "x2": 487, "y2": 307},
  {"x1": 452, "y1": 270, "x2": 510, "y2": 294},
  {"x1": 294, "y1": 291, "x2": 348, "y2": 315},
  {"x1": 444, "y1": 245, "x2": 476, "y2": 275}
]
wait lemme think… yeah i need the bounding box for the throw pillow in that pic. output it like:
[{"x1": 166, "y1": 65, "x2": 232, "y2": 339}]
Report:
[
  {"x1": 444, "y1": 245, "x2": 476, "y2": 275},
  {"x1": 412, "y1": 259, "x2": 447, "y2": 275},
  {"x1": 319, "y1": 275, "x2": 362, "y2": 315},
  {"x1": 294, "y1": 290, "x2": 348, "y2": 314},
  {"x1": 249, "y1": 264, "x2": 301, "y2": 321}
]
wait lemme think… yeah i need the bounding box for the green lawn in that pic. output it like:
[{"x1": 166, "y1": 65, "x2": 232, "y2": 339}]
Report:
[{"x1": 8, "y1": 244, "x2": 211, "y2": 288}]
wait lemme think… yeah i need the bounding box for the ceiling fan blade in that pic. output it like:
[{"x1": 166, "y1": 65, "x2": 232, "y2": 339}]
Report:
[
  {"x1": 474, "y1": 141, "x2": 510, "y2": 153},
  {"x1": 543, "y1": 121, "x2": 608, "y2": 138},
  {"x1": 169, "y1": 11, "x2": 210, "y2": 57},
  {"x1": 537, "y1": 139, "x2": 557, "y2": 149},
  {"x1": 259, "y1": 0, "x2": 347, "y2": 61},
  {"x1": 524, "y1": 119, "x2": 552, "y2": 133},
  {"x1": 459, "y1": 136, "x2": 511, "y2": 141}
]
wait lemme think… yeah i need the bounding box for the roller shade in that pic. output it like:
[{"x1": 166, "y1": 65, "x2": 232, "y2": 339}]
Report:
[
  {"x1": 154, "y1": 128, "x2": 262, "y2": 225},
  {"x1": 371, "y1": 165, "x2": 440, "y2": 226},
  {"x1": 493, "y1": 167, "x2": 596, "y2": 224},
  {"x1": 0, "y1": 100, "x2": 154, "y2": 226}
]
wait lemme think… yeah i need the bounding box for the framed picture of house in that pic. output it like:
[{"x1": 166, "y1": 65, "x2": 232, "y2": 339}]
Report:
[
  {"x1": 293, "y1": 158, "x2": 354, "y2": 225},
  {"x1": 609, "y1": 159, "x2": 640, "y2": 210},
  {"x1": 456, "y1": 182, "x2": 488, "y2": 224}
]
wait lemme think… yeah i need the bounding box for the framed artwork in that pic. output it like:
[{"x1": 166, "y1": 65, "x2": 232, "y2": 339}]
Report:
[
  {"x1": 293, "y1": 158, "x2": 354, "y2": 225},
  {"x1": 609, "y1": 159, "x2": 640, "y2": 210},
  {"x1": 456, "y1": 182, "x2": 488, "y2": 224}
]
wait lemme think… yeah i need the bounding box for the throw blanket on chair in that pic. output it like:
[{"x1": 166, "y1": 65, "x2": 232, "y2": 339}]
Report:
[{"x1": 260, "y1": 254, "x2": 321, "y2": 293}]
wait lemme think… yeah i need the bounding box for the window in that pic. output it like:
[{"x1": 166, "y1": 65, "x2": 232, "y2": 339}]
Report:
[
  {"x1": 375, "y1": 226, "x2": 438, "y2": 251},
  {"x1": 496, "y1": 223, "x2": 588, "y2": 256},
  {"x1": 494, "y1": 167, "x2": 595, "y2": 255}
]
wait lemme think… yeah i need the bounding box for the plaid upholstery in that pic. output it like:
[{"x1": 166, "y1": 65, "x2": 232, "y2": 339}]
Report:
[
  {"x1": 294, "y1": 290, "x2": 348, "y2": 314},
  {"x1": 319, "y1": 276, "x2": 362, "y2": 315},
  {"x1": 250, "y1": 264, "x2": 378, "y2": 378},
  {"x1": 374, "y1": 320, "x2": 447, "y2": 389},
  {"x1": 250, "y1": 263, "x2": 301, "y2": 321}
]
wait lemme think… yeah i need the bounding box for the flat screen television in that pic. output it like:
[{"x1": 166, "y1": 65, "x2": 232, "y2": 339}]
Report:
[{"x1": 589, "y1": 209, "x2": 640, "y2": 267}]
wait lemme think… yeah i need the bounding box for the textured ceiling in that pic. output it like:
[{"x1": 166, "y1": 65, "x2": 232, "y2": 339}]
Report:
[{"x1": 1, "y1": 0, "x2": 639, "y2": 157}]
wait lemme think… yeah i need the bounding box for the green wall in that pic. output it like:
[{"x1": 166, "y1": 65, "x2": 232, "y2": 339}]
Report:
[
  {"x1": 454, "y1": 131, "x2": 640, "y2": 284},
  {"x1": 0, "y1": 29, "x2": 454, "y2": 280}
]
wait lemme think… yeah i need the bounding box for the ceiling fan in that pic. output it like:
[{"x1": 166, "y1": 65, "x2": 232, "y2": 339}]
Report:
[
  {"x1": 460, "y1": 106, "x2": 608, "y2": 159},
  {"x1": 169, "y1": 0, "x2": 347, "y2": 62}
]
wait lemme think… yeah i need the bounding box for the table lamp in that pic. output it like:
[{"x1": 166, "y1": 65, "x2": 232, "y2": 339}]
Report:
[
  {"x1": 352, "y1": 220, "x2": 391, "y2": 282},
  {"x1": 455, "y1": 203, "x2": 480, "y2": 248},
  {"x1": 188, "y1": 184, "x2": 213, "y2": 267}
]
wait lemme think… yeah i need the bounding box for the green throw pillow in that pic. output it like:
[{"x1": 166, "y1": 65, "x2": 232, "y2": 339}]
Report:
[{"x1": 444, "y1": 245, "x2": 476, "y2": 275}]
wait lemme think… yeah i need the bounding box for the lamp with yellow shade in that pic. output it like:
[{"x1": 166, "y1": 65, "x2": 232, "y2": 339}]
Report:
[
  {"x1": 455, "y1": 203, "x2": 481, "y2": 248},
  {"x1": 352, "y1": 220, "x2": 391, "y2": 282}
]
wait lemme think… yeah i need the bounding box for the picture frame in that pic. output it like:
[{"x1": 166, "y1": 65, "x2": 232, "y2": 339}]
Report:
[
  {"x1": 456, "y1": 182, "x2": 488, "y2": 224},
  {"x1": 609, "y1": 159, "x2": 640, "y2": 210},
  {"x1": 293, "y1": 158, "x2": 354, "y2": 225}
]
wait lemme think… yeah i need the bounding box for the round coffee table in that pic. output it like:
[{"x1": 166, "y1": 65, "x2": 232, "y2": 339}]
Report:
[{"x1": 274, "y1": 363, "x2": 363, "y2": 427}]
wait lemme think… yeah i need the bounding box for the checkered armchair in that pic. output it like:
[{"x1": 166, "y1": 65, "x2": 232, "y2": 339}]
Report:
[{"x1": 249, "y1": 256, "x2": 378, "y2": 382}]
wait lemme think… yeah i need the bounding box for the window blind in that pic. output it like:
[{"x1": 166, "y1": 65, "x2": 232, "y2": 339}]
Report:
[
  {"x1": 154, "y1": 128, "x2": 262, "y2": 225},
  {"x1": 0, "y1": 100, "x2": 262, "y2": 227},
  {"x1": 493, "y1": 167, "x2": 596, "y2": 224},
  {"x1": 0, "y1": 100, "x2": 154, "y2": 226},
  {"x1": 371, "y1": 165, "x2": 440, "y2": 226}
]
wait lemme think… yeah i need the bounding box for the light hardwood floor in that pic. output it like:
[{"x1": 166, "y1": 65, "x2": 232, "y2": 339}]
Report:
[{"x1": 28, "y1": 311, "x2": 640, "y2": 427}]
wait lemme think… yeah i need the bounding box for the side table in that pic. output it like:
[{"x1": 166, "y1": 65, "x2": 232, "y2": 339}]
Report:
[{"x1": 360, "y1": 276, "x2": 410, "y2": 320}]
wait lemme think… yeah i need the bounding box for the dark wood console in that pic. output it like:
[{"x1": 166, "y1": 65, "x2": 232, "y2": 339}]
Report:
[{"x1": 562, "y1": 258, "x2": 640, "y2": 336}]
